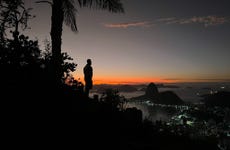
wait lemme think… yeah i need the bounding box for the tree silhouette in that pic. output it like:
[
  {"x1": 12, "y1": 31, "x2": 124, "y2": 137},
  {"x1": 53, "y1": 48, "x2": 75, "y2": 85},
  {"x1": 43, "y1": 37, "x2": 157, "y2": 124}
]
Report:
[
  {"x1": 100, "y1": 88, "x2": 126, "y2": 111},
  {"x1": 0, "y1": 1, "x2": 77, "y2": 102},
  {"x1": 41, "y1": 39, "x2": 77, "y2": 83},
  {"x1": 0, "y1": 0, "x2": 34, "y2": 42},
  {"x1": 37, "y1": 0, "x2": 124, "y2": 86}
]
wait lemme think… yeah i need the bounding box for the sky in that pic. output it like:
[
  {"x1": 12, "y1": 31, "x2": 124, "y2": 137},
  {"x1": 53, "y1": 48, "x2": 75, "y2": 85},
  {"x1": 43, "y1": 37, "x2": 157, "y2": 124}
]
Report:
[{"x1": 23, "y1": 0, "x2": 230, "y2": 84}]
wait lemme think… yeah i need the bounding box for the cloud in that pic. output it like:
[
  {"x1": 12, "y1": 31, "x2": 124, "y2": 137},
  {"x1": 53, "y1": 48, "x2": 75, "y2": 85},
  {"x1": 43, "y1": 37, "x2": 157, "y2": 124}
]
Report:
[
  {"x1": 104, "y1": 16, "x2": 229, "y2": 29},
  {"x1": 158, "y1": 16, "x2": 229, "y2": 27},
  {"x1": 104, "y1": 21, "x2": 152, "y2": 28},
  {"x1": 155, "y1": 17, "x2": 176, "y2": 22}
]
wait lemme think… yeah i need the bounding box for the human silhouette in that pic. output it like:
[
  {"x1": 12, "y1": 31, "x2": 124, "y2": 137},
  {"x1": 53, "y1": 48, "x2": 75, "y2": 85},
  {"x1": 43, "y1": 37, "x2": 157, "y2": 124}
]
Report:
[{"x1": 83, "y1": 59, "x2": 93, "y2": 97}]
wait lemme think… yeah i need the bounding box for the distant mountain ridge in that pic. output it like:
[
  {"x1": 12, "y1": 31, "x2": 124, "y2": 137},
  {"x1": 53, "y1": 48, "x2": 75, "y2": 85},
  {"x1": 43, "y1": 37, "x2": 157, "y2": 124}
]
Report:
[
  {"x1": 93, "y1": 84, "x2": 138, "y2": 93},
  {"x1": 92, "y1": 83, "x2": 180, "y2": 94}
]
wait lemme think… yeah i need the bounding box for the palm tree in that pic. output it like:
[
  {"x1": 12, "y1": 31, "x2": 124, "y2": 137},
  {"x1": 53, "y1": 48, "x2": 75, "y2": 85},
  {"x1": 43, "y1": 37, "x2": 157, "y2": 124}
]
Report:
[{"x1": 48, "y1": 0, "x2": 124, "y2": 85}]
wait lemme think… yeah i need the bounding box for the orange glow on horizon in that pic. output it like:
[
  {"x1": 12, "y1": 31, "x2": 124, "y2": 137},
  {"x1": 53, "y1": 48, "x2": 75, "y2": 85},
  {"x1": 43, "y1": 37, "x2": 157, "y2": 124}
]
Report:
[
  {"x1": 74, "y1": 75, "x2": 230, "y2": 85},
  {"x1": 75, "y1": 75, "x2": 178, "y2": 85},
  {"x1": 93, "y1": 77, "x2": 174, "y2": 85}
]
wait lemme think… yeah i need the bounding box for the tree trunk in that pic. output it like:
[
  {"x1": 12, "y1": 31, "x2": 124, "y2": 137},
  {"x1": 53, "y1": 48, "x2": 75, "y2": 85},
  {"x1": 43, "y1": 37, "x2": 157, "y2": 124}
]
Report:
[{"x1": 51, "y1": 0, "x2": 64, "y2": 86}]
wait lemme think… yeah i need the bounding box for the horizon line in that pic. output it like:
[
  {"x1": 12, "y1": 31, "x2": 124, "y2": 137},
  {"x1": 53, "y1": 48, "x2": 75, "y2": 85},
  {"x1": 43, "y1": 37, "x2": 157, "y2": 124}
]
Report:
[
  {"x1": 93, "y1": 80, "x2": 230, "y2": 85},
  {"x1": 73, "y1": 75, "x2": 230, "y2": 85}
]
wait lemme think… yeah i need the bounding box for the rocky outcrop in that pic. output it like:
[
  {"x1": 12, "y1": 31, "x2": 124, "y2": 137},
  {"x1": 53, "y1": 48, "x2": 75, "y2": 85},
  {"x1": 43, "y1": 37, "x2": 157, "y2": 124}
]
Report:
[
  {"x1": 131, "y1": 82, "x2": 184, "y2": 105},
  {"x1": 145, "y1": 82, "x2": 159, "y2": 97}
]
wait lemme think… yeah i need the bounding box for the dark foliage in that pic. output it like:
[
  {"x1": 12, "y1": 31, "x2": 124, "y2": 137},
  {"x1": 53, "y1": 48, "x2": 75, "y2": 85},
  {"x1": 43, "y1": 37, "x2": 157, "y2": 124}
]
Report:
[
  {"x1": 0, "y1": 32, "x2": 77, "y2": 115},
  {"x1": 100, "y1": 88, "x2": 127, "y2": 110},
  {"x1": 0, "y1": 0, "x2": 34, "y2": 41}
]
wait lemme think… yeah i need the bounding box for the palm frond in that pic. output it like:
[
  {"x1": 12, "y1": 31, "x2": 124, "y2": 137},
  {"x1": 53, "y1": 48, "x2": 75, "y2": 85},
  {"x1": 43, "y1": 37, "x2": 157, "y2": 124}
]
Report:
[
  {"x1": 63, "y1": 0, "x2": 78, "y2": 32},
  {"x1": 78, "y1": 0, "x2": 124, "y2": 13}
]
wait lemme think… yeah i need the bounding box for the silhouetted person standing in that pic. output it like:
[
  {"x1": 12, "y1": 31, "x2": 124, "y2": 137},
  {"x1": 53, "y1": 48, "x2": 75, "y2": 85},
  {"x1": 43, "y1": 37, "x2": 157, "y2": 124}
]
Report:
[{"x1": 83, "y1": 59, "x2": 93, "y2": 97}]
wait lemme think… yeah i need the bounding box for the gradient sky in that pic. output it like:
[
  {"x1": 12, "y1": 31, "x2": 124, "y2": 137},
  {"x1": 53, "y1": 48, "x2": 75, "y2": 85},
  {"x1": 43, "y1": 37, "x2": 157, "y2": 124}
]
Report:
[{"x1": 23, "y1": 0, "x2": 230, "y2": 84}]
